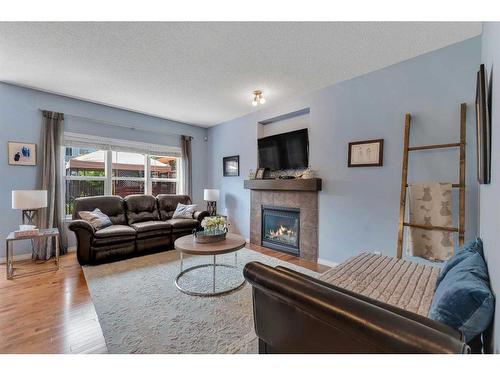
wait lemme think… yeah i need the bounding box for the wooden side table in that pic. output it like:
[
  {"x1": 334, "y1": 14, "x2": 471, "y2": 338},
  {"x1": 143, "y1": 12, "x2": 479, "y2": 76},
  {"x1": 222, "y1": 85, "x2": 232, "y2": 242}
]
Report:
[{"x1": 5, "y1": 228, "x2": 60, "y2": 279}]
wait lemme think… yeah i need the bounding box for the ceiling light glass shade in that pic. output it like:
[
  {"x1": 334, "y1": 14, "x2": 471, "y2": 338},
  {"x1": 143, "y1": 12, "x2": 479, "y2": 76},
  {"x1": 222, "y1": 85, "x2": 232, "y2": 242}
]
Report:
[
  {"x1": 259, "y1": 96, "x2": 266, "y2": 104},
  {"x1": 204, "y1": 188, "x2": 220, "y2": 201},
  {"x1": 252, "y1": 99, "x2": 258, "y2": 106},
  {"x1": 12, "y1": 190, "x2": 48, "y2": 210}
]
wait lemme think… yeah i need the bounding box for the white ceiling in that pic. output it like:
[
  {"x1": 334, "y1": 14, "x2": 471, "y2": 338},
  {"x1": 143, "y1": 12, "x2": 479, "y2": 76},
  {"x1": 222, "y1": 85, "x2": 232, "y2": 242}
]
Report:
[{"x1": 0, "y1": 22, "x2": 482, "y2": 127}]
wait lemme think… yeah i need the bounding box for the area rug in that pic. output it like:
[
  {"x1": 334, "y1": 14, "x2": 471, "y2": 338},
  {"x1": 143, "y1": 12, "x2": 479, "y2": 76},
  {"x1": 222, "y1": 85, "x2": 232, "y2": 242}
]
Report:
[{"x1": 83, "y1": 248, "x2": 320, "y2": 354}]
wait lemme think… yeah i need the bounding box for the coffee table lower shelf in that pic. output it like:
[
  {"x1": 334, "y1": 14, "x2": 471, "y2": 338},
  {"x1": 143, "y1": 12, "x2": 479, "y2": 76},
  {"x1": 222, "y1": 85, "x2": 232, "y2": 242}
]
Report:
[{"x1": 174, "y1": 253, "x2": 246, "y2": 297}]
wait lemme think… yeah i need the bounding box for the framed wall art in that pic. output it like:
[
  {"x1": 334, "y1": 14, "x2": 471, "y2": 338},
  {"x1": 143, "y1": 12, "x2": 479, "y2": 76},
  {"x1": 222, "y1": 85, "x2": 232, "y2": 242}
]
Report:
[
  {"x1": 348, "y1": 139, "x2": 384, "y2": 167},
  {"x1": 8, "y1": 141, "x2": 37, "y2": 166},
  {"x1": 223, "y1": 155, "x2": 240, "y2": 177}
]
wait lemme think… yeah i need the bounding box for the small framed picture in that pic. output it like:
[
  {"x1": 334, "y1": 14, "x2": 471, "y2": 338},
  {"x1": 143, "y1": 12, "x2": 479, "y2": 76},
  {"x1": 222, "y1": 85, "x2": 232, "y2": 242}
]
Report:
[
  {"x1": 8, "y1": 141, "x2": 37, "y2": 166},
  {"x1": 348, "y1": 139, "x2": 384, "y2": 167},
  {"x1": 223, "y1": 155, "x2": 240, "y2": 177},
  {"x1": 255, "y1": 168, "x2": 266, "y2": 179}
]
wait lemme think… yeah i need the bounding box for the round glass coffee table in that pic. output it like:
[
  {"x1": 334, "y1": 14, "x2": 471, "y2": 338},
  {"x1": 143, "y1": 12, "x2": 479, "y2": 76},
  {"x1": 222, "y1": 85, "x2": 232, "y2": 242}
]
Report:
[{"x1": 174, "y1": 233, "x2": 246, "y2": 297}]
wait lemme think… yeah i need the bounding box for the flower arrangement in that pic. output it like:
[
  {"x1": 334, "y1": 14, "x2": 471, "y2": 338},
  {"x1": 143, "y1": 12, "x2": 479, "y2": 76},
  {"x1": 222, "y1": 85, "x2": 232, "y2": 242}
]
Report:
[{"x1": 201, "y1": 216, "x2": 227, "y2": 234}]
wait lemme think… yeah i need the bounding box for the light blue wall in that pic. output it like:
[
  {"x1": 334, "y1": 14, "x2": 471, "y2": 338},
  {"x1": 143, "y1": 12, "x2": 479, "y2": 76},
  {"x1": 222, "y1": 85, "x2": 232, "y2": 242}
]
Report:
[
  {"x1": 479, "y1": 22, "x2": 500, "y2": 353},
  {"x1": 0, "y1": 83, "x2": 208, "y2": 258},
  {"x1": 208, "y1": 37, "x2": 481, "y2": 264}
]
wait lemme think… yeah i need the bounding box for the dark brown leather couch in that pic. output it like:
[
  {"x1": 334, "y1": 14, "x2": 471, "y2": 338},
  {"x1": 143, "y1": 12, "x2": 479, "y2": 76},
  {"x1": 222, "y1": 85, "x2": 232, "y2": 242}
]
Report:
[
  {"x1": 243, "y1": 261, "x2": 470, "y2": 354},
  {"x1": 69, "y1": 194, "x2": 209, "y2": 265}
]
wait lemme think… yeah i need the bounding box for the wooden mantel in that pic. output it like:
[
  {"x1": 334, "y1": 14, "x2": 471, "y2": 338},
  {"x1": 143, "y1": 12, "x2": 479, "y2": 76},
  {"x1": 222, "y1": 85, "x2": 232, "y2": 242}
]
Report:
[{"x1": 243, "y1": 178, "x2": 322, "y2": 192}]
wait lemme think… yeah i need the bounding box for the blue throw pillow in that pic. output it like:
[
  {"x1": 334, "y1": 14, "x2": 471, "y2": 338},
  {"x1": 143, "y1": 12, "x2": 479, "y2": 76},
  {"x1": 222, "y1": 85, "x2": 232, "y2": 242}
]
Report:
[
  {"x1": 428, "y1": 250, "x2": 494, "y2": 342},
  {"x1": 436, "y1": 238, "x2": 483, "y2": 287}
]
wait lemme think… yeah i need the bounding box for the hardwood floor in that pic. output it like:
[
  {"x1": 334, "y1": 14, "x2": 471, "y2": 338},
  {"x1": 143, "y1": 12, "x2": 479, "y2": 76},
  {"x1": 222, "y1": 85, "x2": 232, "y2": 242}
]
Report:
[
  {"x1": 0, "y1": 245, "x2": 329, "y2": 354},
  {"x1": 246, "y1": 242, "x2": 330, "y2": 273},
  {"x1": 0, "y1": 253, "x2": 107, "y2": 354}
]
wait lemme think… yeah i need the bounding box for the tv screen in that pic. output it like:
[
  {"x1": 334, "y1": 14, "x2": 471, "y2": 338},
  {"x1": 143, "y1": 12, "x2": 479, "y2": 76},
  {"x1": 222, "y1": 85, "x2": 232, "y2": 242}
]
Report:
[{"x1": 258, "y1": 129, "x2": 309, "y2": 171}]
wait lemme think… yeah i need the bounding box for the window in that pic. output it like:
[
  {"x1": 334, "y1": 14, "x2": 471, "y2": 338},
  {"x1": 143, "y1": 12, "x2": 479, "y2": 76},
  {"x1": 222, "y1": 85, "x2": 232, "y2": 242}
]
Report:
[
  {"x1": 65, "y1": 148, "x2": 106, "y2": 216},
  {"x1": 112, "y1": 151, "x2": 145, "y2": 197},
  {"x1": 150, "y1": 155, "x2": 177, "y2": 195},
  {"x1": 64, "y1": 144, "x2": 180, "y2": 216}
]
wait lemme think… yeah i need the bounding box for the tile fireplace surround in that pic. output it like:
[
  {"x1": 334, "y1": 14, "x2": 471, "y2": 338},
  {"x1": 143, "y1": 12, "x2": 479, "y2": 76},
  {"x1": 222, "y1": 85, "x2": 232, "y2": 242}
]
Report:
[{"x1": 250, "y1": 190, "x2": 318, "y2": 262}]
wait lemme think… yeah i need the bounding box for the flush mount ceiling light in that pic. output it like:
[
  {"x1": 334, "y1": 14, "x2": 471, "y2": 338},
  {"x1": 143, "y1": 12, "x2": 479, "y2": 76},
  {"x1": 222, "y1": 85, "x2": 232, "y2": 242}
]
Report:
[{"x1": 252, "y1": 90, "x2": 266, "y2": 106}]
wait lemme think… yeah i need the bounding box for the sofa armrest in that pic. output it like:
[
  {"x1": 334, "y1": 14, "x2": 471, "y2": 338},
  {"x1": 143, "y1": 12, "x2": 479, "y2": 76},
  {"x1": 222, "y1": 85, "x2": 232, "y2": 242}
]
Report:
[
  {"x1": 193, "y1": 210, "x2": 209, "y2": 223},
  {"x1": 243, "y1": 261, "x2": 469, "y2": 354},
  {"x1": 68, "y1": 220, "x2": 94, "y2": 265}
]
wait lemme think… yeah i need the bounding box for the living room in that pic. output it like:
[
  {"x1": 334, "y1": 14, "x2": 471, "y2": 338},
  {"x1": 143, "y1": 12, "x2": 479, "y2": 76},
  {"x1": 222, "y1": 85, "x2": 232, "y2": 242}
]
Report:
[{"x1": 1, "y1": 1, "x2": 499, "y2": 374}]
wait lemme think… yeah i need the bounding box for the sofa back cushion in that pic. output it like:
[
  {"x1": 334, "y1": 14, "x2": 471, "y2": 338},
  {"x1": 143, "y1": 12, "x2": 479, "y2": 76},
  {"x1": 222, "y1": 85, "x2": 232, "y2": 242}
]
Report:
[
  {"x1": 428, "y1": 249, "x2": 494, "y2": 343},
  {"x1": 124, "y1": 194, "x2": 160, "y2": 224},
  {"x1": 73, "y1": 196, "x2": 127, "y2": 225},
  {"x1": 157, "y1": 194, "x2": 192, "y2": 220}
]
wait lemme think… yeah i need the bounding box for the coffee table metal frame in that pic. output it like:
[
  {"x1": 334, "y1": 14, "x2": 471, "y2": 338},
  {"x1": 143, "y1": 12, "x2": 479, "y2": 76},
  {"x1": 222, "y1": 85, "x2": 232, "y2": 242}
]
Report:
[{"x1": 174, "y1": 234, "x2": 246, "y2": 297}]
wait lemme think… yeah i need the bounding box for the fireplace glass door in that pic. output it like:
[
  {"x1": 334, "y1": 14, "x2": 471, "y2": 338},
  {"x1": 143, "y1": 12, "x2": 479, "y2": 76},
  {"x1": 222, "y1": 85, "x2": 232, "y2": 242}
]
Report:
[{"x1": 261, "y1": 205, "x2": 300, "y2": 255}]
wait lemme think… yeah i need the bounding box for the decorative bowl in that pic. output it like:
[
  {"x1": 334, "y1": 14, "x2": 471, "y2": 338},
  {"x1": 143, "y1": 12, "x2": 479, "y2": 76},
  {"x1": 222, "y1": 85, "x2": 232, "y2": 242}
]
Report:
[{"x1": 193, "y1": 227, "x2": 227, "y2": 243}]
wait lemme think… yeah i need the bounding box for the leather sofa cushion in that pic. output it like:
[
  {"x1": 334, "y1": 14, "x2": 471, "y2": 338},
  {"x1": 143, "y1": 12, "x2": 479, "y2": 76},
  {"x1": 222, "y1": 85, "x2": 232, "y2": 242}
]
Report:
[
  {"x1": 131, "y1": 221, "x2": 171, "y2": 233},
  {"x1": 94, "y1": 225, "x2": 136, "y2": 238},
  {"x1": 93, "y1": 242, "x2": 136, "y2": 262},
  {"x1": 165, "y1": 218, "x2": 198, "y2": 229},
  {"x1": 73, "y1": 196, "x2": 127, "y2": 225},
  {"x1": 157, "y1": 194, "x2": 192, "y2": 220},
  {"x1": 93, "y1": 225, "x2": 136, "y2": 246},
  {"x1": 124, "y1": 195, "x2": 160, "y2": 224}
]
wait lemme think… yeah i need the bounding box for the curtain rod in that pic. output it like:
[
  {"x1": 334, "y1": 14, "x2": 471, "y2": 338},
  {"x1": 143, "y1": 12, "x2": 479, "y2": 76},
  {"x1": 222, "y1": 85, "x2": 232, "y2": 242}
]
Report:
[{"x1": 38, "y1": 109, "x2": 188, "y2": 138}]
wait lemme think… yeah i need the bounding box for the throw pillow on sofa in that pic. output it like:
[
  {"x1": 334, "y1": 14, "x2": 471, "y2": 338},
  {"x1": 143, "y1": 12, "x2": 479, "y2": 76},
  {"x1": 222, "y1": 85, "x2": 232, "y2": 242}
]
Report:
[
  {"x1": 436, "y1": 238, "x2": 484, "y2": 287},
  {"x1": 172, "y1": 203, "x2": 198, "y2": 219},
  {"x1": 428, "y1": 249, "x2": 494, "y2": 342},
  {"x1": 79, "y1": 208, "x2": 113, "y2": 230}
]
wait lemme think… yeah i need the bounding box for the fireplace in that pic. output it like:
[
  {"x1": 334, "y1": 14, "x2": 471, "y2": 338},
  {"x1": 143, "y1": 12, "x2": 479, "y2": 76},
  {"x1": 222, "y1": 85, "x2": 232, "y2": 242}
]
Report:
[{"x1": 261, "y1": 205, "x2": 300, "y2": 256}]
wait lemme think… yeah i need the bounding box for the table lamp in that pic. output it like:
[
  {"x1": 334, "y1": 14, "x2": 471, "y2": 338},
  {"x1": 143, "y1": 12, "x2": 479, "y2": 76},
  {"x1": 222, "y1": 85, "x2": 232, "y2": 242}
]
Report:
[
  {"x1": 12, "y1": 190, "x2": 48, "y2": 226},
  {"x1": 203, "y1": 188, "x2": 219, "y2": 216}
]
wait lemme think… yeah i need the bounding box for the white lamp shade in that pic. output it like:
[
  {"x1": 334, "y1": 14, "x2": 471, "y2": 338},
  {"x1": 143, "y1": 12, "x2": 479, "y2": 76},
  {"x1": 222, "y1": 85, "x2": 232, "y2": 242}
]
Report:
[
  {"x1": 12, "y1": 190, "x2": 48, "y2": 210},
  {"x1": 204, "y1": 189, "x2": 220, "y2": 201}
]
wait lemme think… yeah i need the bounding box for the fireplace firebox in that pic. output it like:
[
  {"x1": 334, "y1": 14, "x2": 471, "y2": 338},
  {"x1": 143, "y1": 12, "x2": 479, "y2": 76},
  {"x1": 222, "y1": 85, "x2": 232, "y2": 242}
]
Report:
[{"x1": 261, "y1": 205, "x2": 300, "y2": 256}]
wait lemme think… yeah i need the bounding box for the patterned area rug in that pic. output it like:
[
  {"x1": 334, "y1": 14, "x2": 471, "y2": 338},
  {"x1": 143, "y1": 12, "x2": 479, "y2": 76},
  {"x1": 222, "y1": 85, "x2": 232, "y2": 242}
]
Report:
[{"x1": 83, "y1": 248, "x2": 320, "y2": 354}]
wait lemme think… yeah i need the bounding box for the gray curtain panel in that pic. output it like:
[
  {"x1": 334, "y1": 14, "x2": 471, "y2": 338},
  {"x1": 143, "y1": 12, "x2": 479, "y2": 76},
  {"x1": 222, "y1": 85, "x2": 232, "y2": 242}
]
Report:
[
  {"x1": 180, "y1": 135, "x2": 193, "y2": 198},
  {"x1": 38, "y1": 110, "x2": 67, "y2": 259}
]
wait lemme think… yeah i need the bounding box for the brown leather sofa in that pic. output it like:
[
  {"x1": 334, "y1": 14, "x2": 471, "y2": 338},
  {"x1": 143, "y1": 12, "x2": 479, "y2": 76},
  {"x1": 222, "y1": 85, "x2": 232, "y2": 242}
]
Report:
[
  {"x1": 243, "y1": 261, "x2": 470, "y2": 354},
  {"x1": 69, "y1": 194, "x2": 209, "y2": 265}
]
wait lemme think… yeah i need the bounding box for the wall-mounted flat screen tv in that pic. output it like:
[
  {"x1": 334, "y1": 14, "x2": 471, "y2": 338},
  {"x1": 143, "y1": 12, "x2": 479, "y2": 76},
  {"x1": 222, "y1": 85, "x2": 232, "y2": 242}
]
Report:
[
  {"x1": 475, "y1": 63, "x2": 491, "y2": 184},
  {"x1": 258, "y1": 129, "x2": 309, "y2": 171}
]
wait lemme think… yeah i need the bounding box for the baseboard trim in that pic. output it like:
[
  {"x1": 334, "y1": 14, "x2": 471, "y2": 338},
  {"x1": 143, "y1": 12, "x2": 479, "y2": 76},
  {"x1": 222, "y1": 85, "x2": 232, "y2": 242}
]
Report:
[
  {"x1": 318, "y1": 258, "x2": 338, "y2": 268},
  {"x1": 0, "y1": 246, "x2": 76, "y2": 264}
]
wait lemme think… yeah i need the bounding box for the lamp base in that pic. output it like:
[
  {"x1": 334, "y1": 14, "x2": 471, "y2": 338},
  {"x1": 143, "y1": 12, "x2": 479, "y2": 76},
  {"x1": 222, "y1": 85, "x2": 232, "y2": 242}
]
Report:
[
  {"x1": 22, "y1": 209, "x2": 38, "y2": 226},
  {"x1": 207, "y1": 201, "x2": 217, "y2": 216}
]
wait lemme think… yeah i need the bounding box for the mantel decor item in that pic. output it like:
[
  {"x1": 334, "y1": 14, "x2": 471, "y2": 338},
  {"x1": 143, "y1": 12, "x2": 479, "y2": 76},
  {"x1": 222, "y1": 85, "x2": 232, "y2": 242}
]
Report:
[
  {"x1": 204, "y1": 188, "x2": 220, "y2": 216},
  {"x1": 8, "y1": 141, "x2": 37, "y2": 166},
  {"x1": 300, "y1": 167, "x2": 315, "y2": 179},
  {"x1": 348, "y1": 139, "x2": 384, "y2": 167},
  {"x1": 223, "y1": 155, "x2": 240, "y2": 177},
  {"x1": 255, "y1": 167, "x2": 266, "y2": 180}
]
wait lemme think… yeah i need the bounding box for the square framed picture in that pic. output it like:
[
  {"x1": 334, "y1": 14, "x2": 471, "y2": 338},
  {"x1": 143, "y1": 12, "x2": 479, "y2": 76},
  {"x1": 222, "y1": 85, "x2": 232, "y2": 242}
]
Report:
[
  {"x1": 348, "y1": 139, "x2": 384, "y2": 167},
  {"x1": 255, "y1": 167, "x2": 266, "y2": 180},
  {"x1": 223, "y1": 155, "x2": 240, "y2": 177},
  {"x1": 8, "y1": 141, "x2": 37, "y2": 166}
]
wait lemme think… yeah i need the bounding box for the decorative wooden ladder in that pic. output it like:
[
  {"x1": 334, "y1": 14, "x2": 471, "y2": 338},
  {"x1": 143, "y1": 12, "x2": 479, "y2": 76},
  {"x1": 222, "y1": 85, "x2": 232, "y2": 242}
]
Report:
[{"x1": 396, "y1": 103, "x2": 467, "y2": 259}]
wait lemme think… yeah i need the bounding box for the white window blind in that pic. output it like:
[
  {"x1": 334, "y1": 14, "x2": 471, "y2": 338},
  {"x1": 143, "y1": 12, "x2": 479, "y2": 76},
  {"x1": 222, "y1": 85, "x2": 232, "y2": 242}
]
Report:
[{"x1": 64, "y1": 132, "x2": 181, "y2": 157}]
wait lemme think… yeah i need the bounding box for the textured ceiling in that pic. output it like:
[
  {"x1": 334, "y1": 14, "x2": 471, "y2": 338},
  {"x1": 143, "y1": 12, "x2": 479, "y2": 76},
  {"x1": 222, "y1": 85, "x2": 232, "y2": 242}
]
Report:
[{"x1": 0, "y1": 22, "x2": 482, "y2": 127}]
